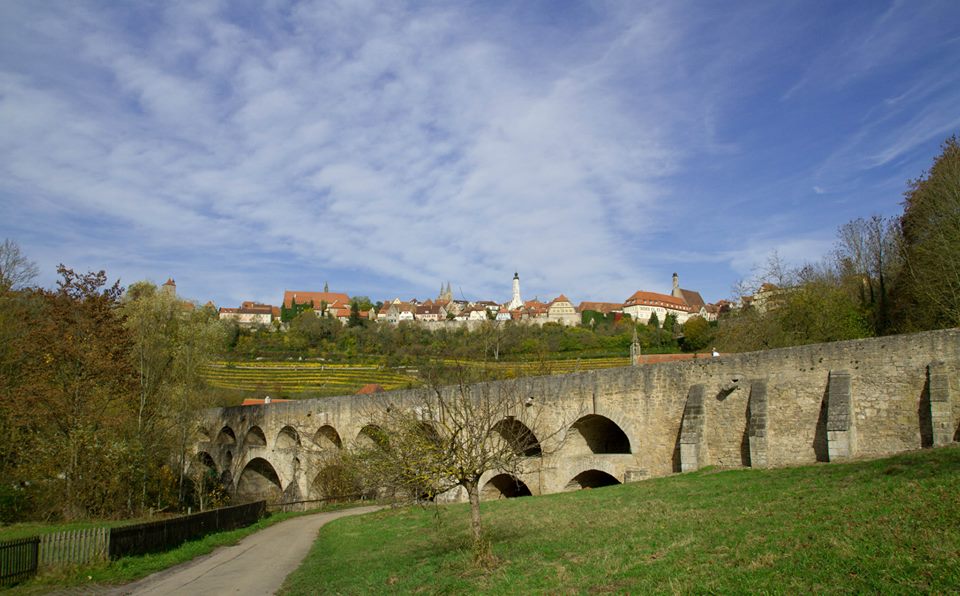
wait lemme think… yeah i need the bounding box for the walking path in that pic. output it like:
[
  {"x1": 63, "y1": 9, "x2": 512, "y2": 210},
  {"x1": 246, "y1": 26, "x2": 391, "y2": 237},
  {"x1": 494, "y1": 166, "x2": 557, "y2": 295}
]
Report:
[{"x1": 108, "y1": 506, "x2": 381, "y2": 596}]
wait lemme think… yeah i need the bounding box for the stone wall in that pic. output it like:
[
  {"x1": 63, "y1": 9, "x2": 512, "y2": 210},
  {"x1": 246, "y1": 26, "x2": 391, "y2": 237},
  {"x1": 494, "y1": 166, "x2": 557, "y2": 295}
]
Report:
[{"x1": 195, "y1": 329, "x2": 959, "y2": 504}]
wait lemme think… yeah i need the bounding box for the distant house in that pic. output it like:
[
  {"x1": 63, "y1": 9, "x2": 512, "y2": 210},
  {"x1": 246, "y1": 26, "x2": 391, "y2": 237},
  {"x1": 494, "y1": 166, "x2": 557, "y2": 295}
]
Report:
[
  {"x1": 281, "y1": 290, "x2": 351, "y2": 322},
  {"x1": 546, "y1": 295, "x2": 579, "y2": 325},
  {"x1": 219, "y1": 301, "x2": 278, "y2": 327},
  {"x1": 578, "y1": 301, "x2": 623, "y2": 315},
  {"x1": 416, "y1": 303, "x2": 447, "y2": 322},
  {"x1": 622, "y1": 290, "x2": 693, "y2": 326}
]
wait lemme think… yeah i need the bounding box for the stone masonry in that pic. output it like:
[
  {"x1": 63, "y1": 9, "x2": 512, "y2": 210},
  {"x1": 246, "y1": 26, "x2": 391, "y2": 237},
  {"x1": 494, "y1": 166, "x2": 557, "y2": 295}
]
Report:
[{"x1": 195, "y1": 329, "x2": 959, "y2": 504}]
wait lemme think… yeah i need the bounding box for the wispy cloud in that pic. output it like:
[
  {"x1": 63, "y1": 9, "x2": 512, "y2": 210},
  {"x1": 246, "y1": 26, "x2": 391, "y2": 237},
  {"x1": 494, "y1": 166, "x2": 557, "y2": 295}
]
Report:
[{"x1": 1, "y1": 1, "x2": 958, "y2": 306}]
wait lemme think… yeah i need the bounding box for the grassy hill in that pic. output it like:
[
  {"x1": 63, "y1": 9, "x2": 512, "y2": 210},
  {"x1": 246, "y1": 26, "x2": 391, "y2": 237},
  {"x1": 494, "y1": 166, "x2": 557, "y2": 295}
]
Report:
[{"x1": 281, "y1": 446, "x2": 960, "y2": 594}]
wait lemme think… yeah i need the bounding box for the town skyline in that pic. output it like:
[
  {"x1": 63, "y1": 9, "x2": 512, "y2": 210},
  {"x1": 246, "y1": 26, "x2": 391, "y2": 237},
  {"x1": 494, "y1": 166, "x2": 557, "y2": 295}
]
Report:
[{"x1": 3, "y1": 2, "x2": 959, "y2": 309}]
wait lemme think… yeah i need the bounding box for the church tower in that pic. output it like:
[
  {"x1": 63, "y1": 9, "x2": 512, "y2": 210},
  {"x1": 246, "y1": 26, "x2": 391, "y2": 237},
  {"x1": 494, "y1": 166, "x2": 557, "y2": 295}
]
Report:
[
  {"x1": 507, "y1": 272, "x2": 523, "y2": 310},
  {"x1": 671, "y1": 272, "x2": 681, "y2": 298}
]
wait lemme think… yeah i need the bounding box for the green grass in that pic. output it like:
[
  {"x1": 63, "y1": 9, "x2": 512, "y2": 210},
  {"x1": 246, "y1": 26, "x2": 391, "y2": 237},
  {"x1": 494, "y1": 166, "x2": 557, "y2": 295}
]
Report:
[
  {"x1": 0, "y1": 518, "x2": 143, "y2": 542},
  {"x1": 5, "y1": 503, "x2": 365, "y2": 594},
  {"x1": 281, "y1": 446, "x2": 960, "y2": 594}
]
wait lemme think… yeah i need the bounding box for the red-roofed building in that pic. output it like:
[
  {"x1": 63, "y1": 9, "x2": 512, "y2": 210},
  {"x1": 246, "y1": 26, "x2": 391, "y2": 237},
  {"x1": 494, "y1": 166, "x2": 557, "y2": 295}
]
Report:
[
  {"x1": 546, "y1": 294, "x2": 578, "y2": 325},
  {"x1": 219, "y1": 301, "x2": 278, "y2": 327},
  {"x1": 623, "y1": 290, "x2": 694, "y2": 326}
]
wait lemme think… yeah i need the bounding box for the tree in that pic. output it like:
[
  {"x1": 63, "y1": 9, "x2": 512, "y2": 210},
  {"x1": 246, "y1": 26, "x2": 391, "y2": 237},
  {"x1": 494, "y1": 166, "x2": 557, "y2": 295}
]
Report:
[
  {"x1": 10, "y1": 267, "x2": 138, "y2": 519},
  {"x1": 897, "y1": 135, "x2": 960, "y2": 329},
  {"x1": 680, "y1": 316, "x2": 714, "y2": 352},
  {"x1": 348, "y1": 300, "x2": 363, "y2": 327},
  {"x1": 0, "y1": 239, "x2": 38, "y2": 292},
  {"x1": 353, "y1": 364, "x2": 568, "y2": 564}
]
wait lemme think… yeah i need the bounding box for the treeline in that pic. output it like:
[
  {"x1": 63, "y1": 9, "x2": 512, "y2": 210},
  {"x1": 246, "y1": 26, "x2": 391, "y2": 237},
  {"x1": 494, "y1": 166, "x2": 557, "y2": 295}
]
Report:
[
  {"x1": 223, "y1": 312, "x2": 696, "y2": 364},
  {"x1": 714, "y1": 136, "x2": 960, "y2": 352},
  {"x1": 0, "y1": 261, "x2": 226, "y2": 522}
]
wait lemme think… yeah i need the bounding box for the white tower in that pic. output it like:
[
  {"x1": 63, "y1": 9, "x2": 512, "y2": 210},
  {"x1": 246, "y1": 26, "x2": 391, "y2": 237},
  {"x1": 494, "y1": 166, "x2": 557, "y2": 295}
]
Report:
[{"x1": 507, "y1": 272, "x2": 523, "y2": 310}]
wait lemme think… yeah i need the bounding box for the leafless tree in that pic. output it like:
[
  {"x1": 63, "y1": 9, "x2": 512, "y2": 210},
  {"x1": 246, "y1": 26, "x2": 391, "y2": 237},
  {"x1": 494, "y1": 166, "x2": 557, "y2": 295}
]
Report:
[
  {"x1": 352, "y1": 365, "x2": 572, "y2": 564},
  {"x1": 0, "y1": 239, "x2": 39, "y2": 292}
]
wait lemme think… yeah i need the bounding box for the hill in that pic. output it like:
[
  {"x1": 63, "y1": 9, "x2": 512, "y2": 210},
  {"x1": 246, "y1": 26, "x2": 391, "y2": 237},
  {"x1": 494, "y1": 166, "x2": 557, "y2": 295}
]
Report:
[{"x1": 281, "y1": 446, "x2": 960, "y2": 594}]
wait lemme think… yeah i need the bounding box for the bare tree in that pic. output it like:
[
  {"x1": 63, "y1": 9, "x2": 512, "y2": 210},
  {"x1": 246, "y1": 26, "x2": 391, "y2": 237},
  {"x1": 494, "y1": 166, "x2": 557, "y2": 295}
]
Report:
[
  {"x1": 353, "y1": 365, "x2": 570, "y2": 563},
  {"x1": 0, "y1": 239, "x2": 39, "y2": 292}
]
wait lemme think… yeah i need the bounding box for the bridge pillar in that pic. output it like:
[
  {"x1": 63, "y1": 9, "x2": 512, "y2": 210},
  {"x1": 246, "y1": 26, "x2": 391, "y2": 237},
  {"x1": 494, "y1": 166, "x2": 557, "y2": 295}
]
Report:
[
  {"x1": 747, "y1": 381, "x2": 768, "y2": 468},
  {"x1": 826, "y1": 370, "x2": 854, "y2": 461},
  {"x1": 679, "y1": 384, "x2": 706, "y2": 472},
  {"x1": 928, "y1": 362, "x2": 954, "y2": 447}
]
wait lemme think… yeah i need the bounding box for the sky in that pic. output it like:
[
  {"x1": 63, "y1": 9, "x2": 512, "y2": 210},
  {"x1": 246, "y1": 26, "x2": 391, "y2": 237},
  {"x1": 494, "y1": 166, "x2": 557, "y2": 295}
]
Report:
[{"x1": 2, "y1": 1, "x2": 959, "y2": 307}]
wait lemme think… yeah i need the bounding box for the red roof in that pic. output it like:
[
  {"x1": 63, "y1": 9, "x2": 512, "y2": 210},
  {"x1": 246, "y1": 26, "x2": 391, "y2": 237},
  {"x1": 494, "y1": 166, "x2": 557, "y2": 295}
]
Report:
[
  {"x1": 241, "y1": 398, "x2": 293, "y2": 406},
  {"x1": 578, "y1": 301, "x2": 623, "y2": 314},
  {"x1": 624, "y1": 291, "x2": 692, "y2": 311},
  {"x1": 356, "y1": 383, "x2": 385, "y2": 394},
  {"x1": 283, "y1": 290, "x2": 350, "y2": 309}
]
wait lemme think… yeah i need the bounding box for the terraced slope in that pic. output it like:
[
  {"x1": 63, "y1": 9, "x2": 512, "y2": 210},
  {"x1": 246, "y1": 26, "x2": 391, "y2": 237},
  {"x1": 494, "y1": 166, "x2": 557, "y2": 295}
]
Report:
[
  {"x1": 202, "y1": 357, "x2": 632, "y2": 397},
  {"x1": 202, "y1": 362, "x2": 420, "y2": 395}
]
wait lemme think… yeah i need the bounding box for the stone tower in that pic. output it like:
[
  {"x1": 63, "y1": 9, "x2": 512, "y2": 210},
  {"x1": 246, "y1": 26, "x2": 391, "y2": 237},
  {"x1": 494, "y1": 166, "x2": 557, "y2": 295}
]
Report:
[
  {"x1": 162, "y1": 278, "x2": 176, "y2": 297},
  {"x1": 507, "y1": 272, "x2": 523, "y2": 310},
  {"x1": 672, "y1": 272, "x2": 681, "y2": 298}
]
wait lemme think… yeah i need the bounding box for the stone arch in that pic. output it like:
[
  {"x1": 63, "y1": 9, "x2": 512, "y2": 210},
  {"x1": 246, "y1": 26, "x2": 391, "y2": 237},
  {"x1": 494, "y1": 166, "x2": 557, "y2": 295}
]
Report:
[
  {"x1": 356, "y1": 424, "x2": 388, "y2": 449},
  {"x1": 491, "y1": 418, "x2": 542, "y2": 456},
  {"x1": 244, "y1": 426, "x2": 267, "y2": 448},
  {"x1": 196, "y1": 451, "x2": 217, "y2": 474},
  {"x1": 216, "y1": 426, "x2": 237, "y2": 445},
  {"x1": 276, "y1": 425, "x2": 301, "y2": 449},
  {"x1": 482, "y1": 473, "x2": 532, "y2": 500},
  {"x1": 314, "y1": 425, "x2": 343, "y2": 450},
  {"x1": 197, "y1": 427, "x2": 212, "y2": 442},
  {"x1": 567, "y1": 414, "x2": 631, "y2": 454},
  {"x1": 564, "y1": 469, "x2": 621, "y2": 491},
  {"x1": 236, "y1": 457, "x2": 283, "y2": 503}
]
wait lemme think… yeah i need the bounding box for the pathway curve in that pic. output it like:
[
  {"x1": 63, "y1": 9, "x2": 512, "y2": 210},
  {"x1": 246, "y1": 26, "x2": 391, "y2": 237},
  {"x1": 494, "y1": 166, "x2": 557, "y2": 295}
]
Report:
[{"x1": 108, "y1": 506, "x2": 381, "y2": 596}]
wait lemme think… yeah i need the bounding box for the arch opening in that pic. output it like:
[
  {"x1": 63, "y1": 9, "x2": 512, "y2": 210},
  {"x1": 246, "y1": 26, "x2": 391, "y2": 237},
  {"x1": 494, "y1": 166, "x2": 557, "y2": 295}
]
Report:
[
  {"x1": 482, "y1": 473, "x2": 532, "y2": 500},
  {"x1": 356, "y1": 424, "x2": 389, "y2": 450},
  {"x1": 276, "y1": 426, "x2": 301, "y2": 449},
  {"x1": 564, "y1": 469, "x2": 621, "y2": 491},
  {"x1": 221, "y1": 450, "x2": 234, "y2": 486},
  {"x1": 198, "y1": 427, "x2": 212, "y2": 442},
  {"x1": 236, "y1": 457, "x2": 282, "y2": 503},
  {"x1": 244, "y1": 426, "x2": 267, "y2": 448},
  {"x1": 216, "y1": 426, "x2": 236, "y2": 445},
  {"x1": 315, "y1": 425, "x2": 343, "y2": 450},
  {"x1": 568, "y1": 415, "x2": 631, "y2": 454},
  {"x1": 492, "y1": 418, "x2": 542, "y2": 456},
  {"x1": 196, "y1": 451, "x2": 217, "y2": 474}
]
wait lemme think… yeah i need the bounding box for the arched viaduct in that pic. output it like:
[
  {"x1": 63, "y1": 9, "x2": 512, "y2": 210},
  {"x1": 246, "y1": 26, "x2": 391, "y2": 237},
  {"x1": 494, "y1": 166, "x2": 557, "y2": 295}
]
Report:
[{"x1": 193, "y1": 329, "x2": 959, "y2": 504}]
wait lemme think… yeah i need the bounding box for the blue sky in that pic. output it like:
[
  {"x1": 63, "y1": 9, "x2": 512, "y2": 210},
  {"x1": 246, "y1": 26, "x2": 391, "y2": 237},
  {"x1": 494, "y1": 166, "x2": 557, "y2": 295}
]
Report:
[{"x1": 2, "y1": 1, "x2": 958, "y2": 307}]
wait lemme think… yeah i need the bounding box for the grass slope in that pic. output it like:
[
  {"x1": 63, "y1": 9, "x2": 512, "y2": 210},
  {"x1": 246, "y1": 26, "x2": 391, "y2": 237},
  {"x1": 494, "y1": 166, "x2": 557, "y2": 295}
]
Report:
[{"x1": 282, "y1": 446, "x2": 960, "y2": 594}]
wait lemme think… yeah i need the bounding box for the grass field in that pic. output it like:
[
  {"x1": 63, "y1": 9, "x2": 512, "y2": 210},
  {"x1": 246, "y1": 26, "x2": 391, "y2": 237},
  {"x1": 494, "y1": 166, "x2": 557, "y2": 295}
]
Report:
[
  {"x1": 202, "y1": 356, "x2": 633, "y2": 398},
  {"x1": 281, "y1": 446, "x2": 960, "y2": 594}
]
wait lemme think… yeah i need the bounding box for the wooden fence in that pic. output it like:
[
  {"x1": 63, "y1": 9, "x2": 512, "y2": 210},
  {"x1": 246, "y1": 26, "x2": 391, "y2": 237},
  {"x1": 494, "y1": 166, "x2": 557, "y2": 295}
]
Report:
[
  {"x1": 39, "y1": 527, "x2": 109, "y2": 567},
  {"x1": 109, "y1": 500, "x2": 265, "y2": 559},
  {"x1": 0, "y1": 501, "x2": 265, "y2": 584},
  {"x1": 0, "y1": 536, "x2": 39, "y2": 586}
]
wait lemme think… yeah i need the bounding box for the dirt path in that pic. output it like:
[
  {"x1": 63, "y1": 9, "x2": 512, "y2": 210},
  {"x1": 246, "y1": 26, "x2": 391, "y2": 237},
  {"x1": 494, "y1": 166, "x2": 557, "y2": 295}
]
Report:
[{"x1": 107, "y1": 506, "x2": 381, "y2": 596}]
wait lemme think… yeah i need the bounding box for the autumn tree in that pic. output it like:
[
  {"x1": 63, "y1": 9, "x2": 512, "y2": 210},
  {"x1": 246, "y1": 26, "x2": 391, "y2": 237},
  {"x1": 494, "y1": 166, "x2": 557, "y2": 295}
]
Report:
[
  {"x1": 9, "y1": 267, "x2": 138, "y2": 519},
  {"x1": 897, "y1": 135, "x2": 960, "y2": 329},
  {"x1": 121, "y1": 281, "x2": 224, "y2": 510}
]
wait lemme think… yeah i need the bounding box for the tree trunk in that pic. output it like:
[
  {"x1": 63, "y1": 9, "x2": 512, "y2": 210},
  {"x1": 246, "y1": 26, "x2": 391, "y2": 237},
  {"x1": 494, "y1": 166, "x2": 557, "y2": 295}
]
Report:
[{"x1": 466, "y1": 480, "x2": 482, "y2": 545}]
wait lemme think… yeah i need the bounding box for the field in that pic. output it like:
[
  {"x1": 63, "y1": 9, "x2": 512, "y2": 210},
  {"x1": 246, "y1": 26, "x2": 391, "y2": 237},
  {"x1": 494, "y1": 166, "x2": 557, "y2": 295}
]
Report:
[
  {"x1": 202, "y1": 356, "x2": 632, "y2": 398},
  {"x1": 281, "y1": 446, "x2": 960, "y2": 594}
]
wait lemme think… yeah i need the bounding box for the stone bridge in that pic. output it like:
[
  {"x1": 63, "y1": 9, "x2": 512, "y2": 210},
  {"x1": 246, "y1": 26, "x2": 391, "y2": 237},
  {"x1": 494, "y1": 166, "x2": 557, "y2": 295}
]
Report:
[{"x1": 194, "y1": 329, "x2": 959, "y2": 504}]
